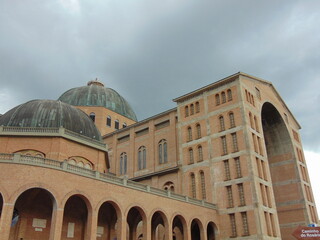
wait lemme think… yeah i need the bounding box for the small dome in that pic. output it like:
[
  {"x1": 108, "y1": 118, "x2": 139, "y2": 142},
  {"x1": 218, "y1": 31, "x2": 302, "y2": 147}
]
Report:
[
  {"x1": 58, "y1": 80, "x2": 138, "y2": 121},
  {"x1": 0, "y1": 100, "x2": 102, "y2": 141}
]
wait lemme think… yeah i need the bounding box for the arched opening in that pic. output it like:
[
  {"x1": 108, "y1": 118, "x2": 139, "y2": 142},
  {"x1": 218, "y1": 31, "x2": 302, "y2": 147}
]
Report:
[
  {"x1": 151, "y1": 211, "x2": 168, "y2": 240},
  {"x1": 126, "y1": 207, "x2": 146, "y2": 240},
  {"x1": 97, "y1": 201, "x2": 120, "y2": 239},
  {"x1": 89, "y1": 112, "x2": 95, "y2": 122},
  {"x1": 261, "y1": 102, "x2": 306, "y2": 238},
  {"x1": 191, "y1": 219, "x2": 202, "y2": 240},
  {"x1": 61, "y1": 195, "x2": 89, "y2": 240},
  {"x1": 172, "y1": 215, "x2": 186, "y2": 240},
  {"x1": 9, "y1": 188, "x2": 55, "y2": 239},
  {"x1": 207, "y1": 222, "x2": 217, "y2": 240}
]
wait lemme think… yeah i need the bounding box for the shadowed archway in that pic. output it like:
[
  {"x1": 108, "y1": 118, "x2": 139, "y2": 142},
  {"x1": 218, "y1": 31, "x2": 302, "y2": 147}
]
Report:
[
  {"x1": 9, "y1": 188, "x2": 55, "y2": 240},
  {"x1": 261, "y1": 102, "x2": 307, "y2": 238}
]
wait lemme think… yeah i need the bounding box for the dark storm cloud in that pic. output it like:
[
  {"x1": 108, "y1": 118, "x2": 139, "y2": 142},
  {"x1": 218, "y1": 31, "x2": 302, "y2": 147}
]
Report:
[{"x1": 0, "y1": 0, "x2": 320, "y2": 150}]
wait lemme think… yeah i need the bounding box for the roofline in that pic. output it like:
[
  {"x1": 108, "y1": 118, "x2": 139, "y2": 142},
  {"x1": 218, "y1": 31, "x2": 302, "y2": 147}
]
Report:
[
  {"x1": 173, "y1": 72, "x2": 242, "y2": 103},
  {"x1": 239, "y1": 73, "x2": 301, "y2": 129},
  {"x1": 103, "y1": 107, "x2": 177, "y2": 138}
]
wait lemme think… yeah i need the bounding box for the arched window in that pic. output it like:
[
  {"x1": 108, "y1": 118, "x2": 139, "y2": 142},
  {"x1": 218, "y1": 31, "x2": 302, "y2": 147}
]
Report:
[
  {"x1": 200, "y1": 171, "x2": 206, "y2": 200},
  {"x1": 185, "y1": 106, "x2": 189, "y2": 117},
  {"x1": 163, "y1": 181, "x2": 175, "y2": 192},
  {"x1": 187, "y1": 126, "x2": 192, "y2": 141},
  {"x1": 198, "y1": 145, "x2": 203, "y2": 162},
  {"x1": 123, "y1": 122, "x2": 127, "y2": 128},
  {"x1": 120, "y1": 152, "x2": 127, "y2": 175},
  {"x1": 195, "y1": 102, "x2": 200, "y2": 113},
  {"x1": 219, "y1": 115, "x2": 225, "y2": 131},
  {"x1": 106, "y1": 115, "x2": 111, "y2": 127},
  {"x1": 138, "y1": 146, "x2": 146, "y2": 170},
  {"x1": 221, "y1": 91, "x2": 226, "y2": 103},
  {"x1": 158, "y1": 139, "x2": 168, "y2": 164},
  {"x1": 215, "y1": 94, "x2": 220, "y2": 105},
  {"x1": 190, "y1": 104, "x2": 194, "y2": 115},
  {"x1": 190, "y1": 173, "x2": 196, "y2": 198},
  {"x1": 89, "y1": 112, "x2": 95, "y2": 122},
  {"x1": 229, "y1": 112, "x2": 235, "y2": 128},
  {"x1": 227, "y1": 89, "x2": 232, "y2": 101},
  {"x1": 196, "y1": 124, "x2": 201, "y2": 139},
  {"x1": 189, "y1": 148, "x2": 194, "y2": 164},
  {"x1": 115, "y1": 119, "x2": 120, "y2": 130}
]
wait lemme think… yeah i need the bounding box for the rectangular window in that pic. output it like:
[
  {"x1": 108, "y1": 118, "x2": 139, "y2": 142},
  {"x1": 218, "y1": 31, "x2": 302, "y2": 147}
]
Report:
[
  {"x1": 264, "y1": 212, "x2": 271, "y2": 236},
  {"x1": 265, "y1": 185, "x2": 272, "y2": 207},
  {"x1": 221, "y1": 136, "x2": 228, "y2": 155},
  {"x1": 261, "y1": 160, "x2": 268, "y2": 181},
  {"x1": 252, "y1": 133, "x2": 257, "y2": 153},
  {"x1": 257, "y1": 137, "x2": 263, "y2": 156},
  {"x1": 231, "y1": 132, "x2": 238, "y2": 152},
  {"x1": 234, "y1": 157, "x2": 242, "y2": 178},
  {"x1": 238, "y1": 183, "x2": 245, "y2": 206},
  {"x1": 241, "y1": 212, "x2": 249, "y2": 236},
  {"x1": 224, "y1": 160, "x2": 231, "y2": 180},
  {"x1": 226, "y1": 186, "x2": 234, "y2": 208},
  {"x1": 270, "y1": 213, "x2": 277, "y2": 237},
  {"x1": 229, "y1": 213, "x2": 237, "y2": 237}
]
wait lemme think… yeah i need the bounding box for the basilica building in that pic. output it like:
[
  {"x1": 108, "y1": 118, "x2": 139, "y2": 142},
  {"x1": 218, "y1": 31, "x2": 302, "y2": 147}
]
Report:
[{"x1": 0, "y1": 72, "x2": 318, "y2": 240}]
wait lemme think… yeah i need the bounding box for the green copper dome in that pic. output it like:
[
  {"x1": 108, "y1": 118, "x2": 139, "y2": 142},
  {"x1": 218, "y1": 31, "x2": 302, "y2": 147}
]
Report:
[
  {"x1": 0, "y1": 99, "x2": 102, "y2": 141},
  {"x1": 58, "y1": 80, "x2": 137, "y2": 121}
]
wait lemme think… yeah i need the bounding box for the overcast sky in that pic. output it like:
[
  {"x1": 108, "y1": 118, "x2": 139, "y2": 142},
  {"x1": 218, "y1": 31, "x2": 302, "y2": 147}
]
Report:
[{"x1": 0, "y1": 0, "x2": 319, "y2": 217}]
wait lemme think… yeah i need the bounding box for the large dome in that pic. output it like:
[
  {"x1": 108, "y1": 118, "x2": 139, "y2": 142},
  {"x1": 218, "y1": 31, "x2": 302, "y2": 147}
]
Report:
[
  {"x1": 58, "y1": 80, "x2": 138, "y2": 121},
  {"x1": 0, "y1": 99, "x2": 102, "y2": 141}
]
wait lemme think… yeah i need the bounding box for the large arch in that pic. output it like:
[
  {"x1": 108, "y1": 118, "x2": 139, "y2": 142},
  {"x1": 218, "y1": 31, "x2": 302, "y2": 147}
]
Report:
[
  {"x1": 61, "y1": 194, "x2": 90, "y2": 240},
  {"x1": 97, "y1": 201, "x2": 121, "y2": 239},
  {"x1": 190, "y1": 218, "x2": 204, "y2": 240},
  {"x1": 151, "y1": 210, "x2": 169, "y2": 240},
  {"x1": 9, "y1": 187, "x2": 56, "y2": 239},
  {"x1": 126, "y1": 206, "x2": 147, "y2": 240},
  {"x1": 207, "y1": 221, "x2": 217, "y2": 240},
  {"x1": 261, "y1": 102, "x2": 306, "y2": 237},
  {"x1": 172, "y1": 214, "x2": 187, "y2": 240}
]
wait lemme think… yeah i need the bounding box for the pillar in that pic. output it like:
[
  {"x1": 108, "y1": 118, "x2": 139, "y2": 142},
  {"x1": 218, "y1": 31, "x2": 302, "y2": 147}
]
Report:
[{"x1": 0, "y1": 203, "x2": 14, "y2": 240}]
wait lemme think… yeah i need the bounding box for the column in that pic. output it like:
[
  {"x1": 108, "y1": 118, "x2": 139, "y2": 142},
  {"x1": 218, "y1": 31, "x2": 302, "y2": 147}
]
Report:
[
  {"x1": 0, "y1": 203, "x2": 14, "y2": 240},
  {"x1": 49, "y1": 207, "x2": 64, "y2": 240}
]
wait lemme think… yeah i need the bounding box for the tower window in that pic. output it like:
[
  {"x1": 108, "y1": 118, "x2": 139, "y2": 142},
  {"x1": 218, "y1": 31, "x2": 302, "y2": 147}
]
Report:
[
  {"x1": 191, "y1": 173, "x2": 196, "y2": 198},
  {"x1": 195, "y1": 102, "x2": 200, "y2": 113},
  {"x1": 189, "y1": 148, "x2": 194, "y2": 164},
  {"x1": 196, "y1": 124, "x2": 201, "y2": 139},
  {"x1": 190, "y1": 104, "x2": 194, "y2": 115},
  {"x1": 215, "y1": 94, "x2": 220, "y2": 105},
  {"x1": 227, "y1": 89, "x2": 233, "y2": 101},
  {"x1": 200, "y1": 171, "x2": 206, "y2": 200},
  {"x1": 123, "y1": 122, "x2": 127, "y2": 128},
  {"x1": 219, "y1": 116, "x2": 225, "y2": 131},
  {"x1": 221, "y1": 91, "x2": 226, "y2": 103},
  {"x1": 185, "y1": 106, "x2": 189, "y2": 117},
  {"x1": 197, "y1": 145, "x2": 203, "y2": 162},
  {"x1": 187, "y1": 126, "x2": 192, "y2": 141},
  {"x1": 229, "y1": 112, "x2": 235, "y2": 128}
]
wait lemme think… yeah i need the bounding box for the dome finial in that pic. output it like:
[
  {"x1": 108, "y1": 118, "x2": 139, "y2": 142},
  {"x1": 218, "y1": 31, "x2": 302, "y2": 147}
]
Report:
[{"x1": 87, "y1": 78, "x2": 104, "y2": 87}]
